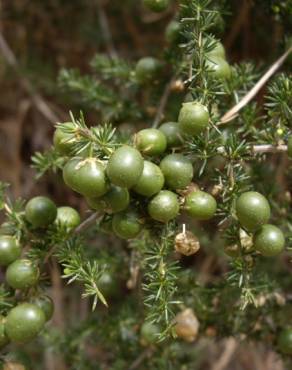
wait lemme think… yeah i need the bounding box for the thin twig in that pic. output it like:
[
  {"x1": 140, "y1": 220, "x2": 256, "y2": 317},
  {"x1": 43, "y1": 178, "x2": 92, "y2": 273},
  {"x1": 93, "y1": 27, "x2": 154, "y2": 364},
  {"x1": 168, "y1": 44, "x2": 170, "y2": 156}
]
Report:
[
  {"x1": 74, "y1": 212, "x2": 100, "y2": 234},
  {"x1": 211, "y1": 337, "x2": 238, "y2": 370},
  {"x1": 220, "y1": 47, "x2": 292, "y2": 124},
  {"x1": 128, "y1": 348, "x2": 154, "y2": 370},
  {"x1": 225, "y1": 0, "x2": 252, "y2": 49},
  {"x1": 0, "y1": 32, "x2": 60, "y2": 123},
  {"x1": 44, "y1": 212, "x2": 100, "y2": 263},
  {"x1": 251, "y1": 144, "x2": 287, "y2": 153},
  {"x1": 96, "y1": 0, "x2": 118, "y2": 58},
  {"x1": 217, "y1": 144, "x2": 288, "y2": 154},
  {"x1": 152, "y1": 76, "x2": 176, "y2": 128}
]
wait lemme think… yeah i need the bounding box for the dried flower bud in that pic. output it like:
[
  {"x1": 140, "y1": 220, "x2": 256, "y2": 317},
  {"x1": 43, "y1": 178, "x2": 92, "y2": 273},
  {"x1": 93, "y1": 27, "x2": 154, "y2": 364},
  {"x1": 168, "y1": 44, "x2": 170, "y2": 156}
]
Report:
[
  {"x1": 170, "y1": 79, "x2": 185, "y2": 93},
  {"x1": 224, "y1": 244, "x2": 240, "y2": 258},
  {"x1": 273, "y1": 292, "x2": 286, "y2": 306},
  {"x1": 175, "y1": 231, "x2": 200, "y2": 256},
  {"x1": 255, "y1": 294, "x2": 267, "y2": 307},
  {"x1": 239, "y1": 229, "x2": 253, "y2": 251},
  {"x1": 177, "y1": 182, "x2": 199, "y2": 197},
  {"x1": 174, "y1": 308, "x2": 200, "y2": 342},
  {"x1": 211, "y1": 184, "x2": 223, "y2": 197}
]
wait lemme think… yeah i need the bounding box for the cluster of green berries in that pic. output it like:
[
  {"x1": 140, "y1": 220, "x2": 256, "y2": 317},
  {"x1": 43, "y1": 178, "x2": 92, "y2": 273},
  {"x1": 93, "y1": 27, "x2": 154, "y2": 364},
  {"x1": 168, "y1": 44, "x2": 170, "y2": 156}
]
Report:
[
  {"x1": 135, "y1": 38, "x2": 231, "y2": 86},
  {"x1": 234, "y1": 191, "x2": 285, "y2": 257},
  {"x1": 0, "y1": 197, "x2": 81, "y2": 347},
  {"x1": 52, "y1": 40, "x2": 235, "y2": 240},
  {"x1": 55, "y1": 118, "x2": 218, "y2": 240}
]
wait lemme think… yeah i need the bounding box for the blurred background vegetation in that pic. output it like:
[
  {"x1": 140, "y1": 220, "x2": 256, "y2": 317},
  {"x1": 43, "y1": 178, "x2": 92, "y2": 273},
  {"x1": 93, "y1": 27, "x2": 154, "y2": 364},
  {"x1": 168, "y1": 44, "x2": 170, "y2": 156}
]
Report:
[{"x1": 0, "y1": 0, "x2": 291, "y2": 369}]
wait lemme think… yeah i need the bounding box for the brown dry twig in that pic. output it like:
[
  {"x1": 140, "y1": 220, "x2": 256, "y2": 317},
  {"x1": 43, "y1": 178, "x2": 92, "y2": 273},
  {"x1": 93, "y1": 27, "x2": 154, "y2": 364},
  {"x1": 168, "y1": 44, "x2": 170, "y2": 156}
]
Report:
[
  {"x1": 211, "y1": 337, "x2": 238, "y2": 370},
  {"x1": 220, "y1": 47, "x2": 292, "y2": 124},
  {"x1": 152, "y1": 76, "x2": 177, "y2": 128},
  {"x1": 0, "y1": 32, "x2": 60, "y2": 123}
]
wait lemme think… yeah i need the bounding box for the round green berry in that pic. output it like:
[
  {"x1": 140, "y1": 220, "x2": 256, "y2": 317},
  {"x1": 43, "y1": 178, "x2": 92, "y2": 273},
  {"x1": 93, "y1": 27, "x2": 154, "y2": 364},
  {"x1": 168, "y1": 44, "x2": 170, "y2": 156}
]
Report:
[
  {"x1": 112, "y1": 208, "x2": 143, "y2": 239},
  {"x1": 148, "y1": 190, "x2": 179, "y2": 223},
  {"x1": 32, "y1": 295, "x2": 54, "y2": 322},
  {"x1": 25, "y1": 196, "x2": 57, "y2": 228},
  {"x1": 98, "y1": 271, "x2": 119, "y2": 298},
  {"x1": 0, "y1": 222, "x2": 14, "y2": 236},
  {"x1": 106, "y1": 146, "x2": 144, "y2": 188},
  {"x1": 253, "y1": 224, "x2": 285, "y2": 257},
  {"x1": 165, "y1": 21, "x2": 180, "y2": 43},
  {"x1": 236, "y1": 191, "x2": 271, "y2": 232},
  {"x1": 135, "y1": 57, "x2": 161, "y2": 84},
  {"x1": 0, "y1": 236, "x2": 21, "y2": 266},
  {"x1": 86, "y1": 185, "x2": 130, "y2": 214},
  {"x1": 159, "y1": 122, "x2": 182, "y2": 148},
  {"x1": 133, "y1": 161, "x2": 164, "y2": 197},
  {"x1": 278, "y1": 327, "x2": 292, "y2": 355},
  {"x1": 135, "y1": 128, "x2": 167, "y2": 156},
  {"x1": 56, "y1": 206, "x2": 81, "y2": 230},
  {"x1": 160, "y1": 154, "x2": 193, "y2": 190},
  {"x1": 5, "y1": 303, "x2": 46, "y2": 343},
  {"x1": 53, "y1": 122, "x2": 75, "y2": 155},
  {"x1": 63, "y1": 157, "x2": 108, "y2": 198},
  {"x1": 0, "y1": 315, "x2": 9, "y2": 348},
  {"x1": 178, "y1": 102, "x2": 210, "y2": 136},
  {"x1": 140, "y1": 322, "x2": 160, "y2": 345},
  {"x1": 206, "y1": 40, "x2": 226, "y2": 59},
  {"x1": 206, "y1": 56, "x2": 231, "y2": 79},
  {"x1": 185, "y1": 190, "x2": 217, "y2": 220},
  {"x1": 6, "y1": 259, "x2": 39, "y2": 290}
]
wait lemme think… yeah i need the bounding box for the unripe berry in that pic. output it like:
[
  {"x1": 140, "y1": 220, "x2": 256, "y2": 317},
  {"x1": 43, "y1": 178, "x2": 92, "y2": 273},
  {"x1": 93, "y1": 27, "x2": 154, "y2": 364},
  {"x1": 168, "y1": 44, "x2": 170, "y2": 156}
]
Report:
[
  {"x1": 178, "y1": 102, "x2": 210, "y2": 136},
  {"x1": 236, "y1": 191, "x2": 271, "y2": 232},
  {"x1": 253, "y1": 224, "x2": 285, "y2": 257}
]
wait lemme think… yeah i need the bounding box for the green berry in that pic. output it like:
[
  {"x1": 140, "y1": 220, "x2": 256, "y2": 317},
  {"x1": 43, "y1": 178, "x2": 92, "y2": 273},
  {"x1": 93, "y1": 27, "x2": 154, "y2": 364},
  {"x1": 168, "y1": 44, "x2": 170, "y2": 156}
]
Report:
[
  {"x1": 278, "y1": 327, "x2": 292, "y2": 355},
  {"x1": 143, "y1": 0, "x2": 169, "y2": 13},
  {"x1": 25, "y1": 196, "x2": 57, "y2": 228},
  {"x1": 178, "y1": 102, "x2": 210, "y2": 136},
  {"x1": 160, "y1": 154, "x2": 193, "y2": 190},
  {"x1": 56, "y1": 206, "x2": 81, "y2": 230},
  {"x1": 98, "y1": 271, "x2": 118, "y2": 298},
  {"x1": 0, "y1": 315, "x2": 9, "y2": 348},
  {"x1": 135, "y1": 128, "x2": 167, "y2": 156},
  {"x1": 106, "y1": 146, "x2": 144, "y2": 188},
  {"x1": 253, "y1": 224, "x2": 285, "y2": 257},
  {"x1": 112, "y1": 208, "x2": 143, "y2": 239},
  {"x1": 63, "y1": 157, "x2": 108, "y2": 198},
  {"x1": 135, "y1": 57, "x2": 161, "y2": 84},
  {"x1": 32, "y1": 295, "x2": 54, "y2": 322},
  {"x1": 87, "y1": 185, "x2": 130, "y2": 213},
  {"x1": 5, "y1": 303, "x2": 46, "y2": 343},
  {"x1": 185, "y1": 190, "x2": 217, "y2": 220},
  {"x1": 165, "y1": 21, "x2": 180, "y2": 43},
  {"x1": 0, "y1": 222, "x2": 14, "y2": 236},
  {"x1": 0, "y1": 236, "x2": 21, "y2": 266},
  {"x1": 133, "y1": 161, "x2": 164, "y2": 197},
  {"x1": 6, "y1": 259, "x2": 39, "y2": 290},
  {"x1": 159, "y1": 122, "x2": 182, "y2": 148},
  {"x1": 53, "y1": 122, "x2": 75, "y2": 155},
  {"x1": 206, "y1": 40, "x2": 226, "y2": 59},
  {"x1": 140, "y1": 322, "x2": 160, "y2": 345},
  {"x1": 236, "y1": 191, "x2": 271, "y2": 232},
  {"x1": 148, "y1": 190, "x2": 179, "y2": 223},
  {"x1": 206, "y1": 56, "x2": 231, "y2": 79}
]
